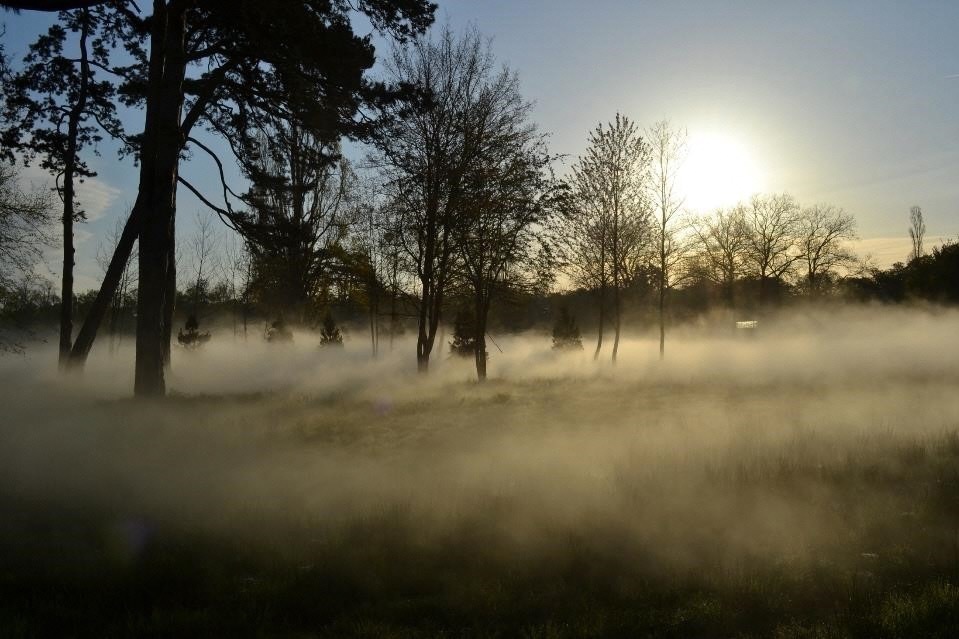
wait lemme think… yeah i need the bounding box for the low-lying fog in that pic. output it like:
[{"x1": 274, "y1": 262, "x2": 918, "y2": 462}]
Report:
[{"x1": 3, "y1": 304, "x2": 959, "y2": 577}]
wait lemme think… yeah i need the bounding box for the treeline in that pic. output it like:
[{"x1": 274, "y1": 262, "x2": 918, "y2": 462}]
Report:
[{"x1": 0, "y1": 3, "x2": 956, "y2": 392}]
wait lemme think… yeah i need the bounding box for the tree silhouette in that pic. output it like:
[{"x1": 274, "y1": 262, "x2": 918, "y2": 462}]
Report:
[
  {"x1": 551, "y1": 307, "x2": 583, "y2": 351},
  {"x1": 742, "y1": 193, "x2": 801, "y2": 304},
  {"x1": 1, "y1": 6, "x2": 121, "y2": 367},
  {"x1": 797, "y1": 203, "x2": 856, "y2": 296},
  {"x1": 454, "y1": 74, "x2": 553, "y2": 381},
  {"x1": 373, "y1": 26, "x2": 524, "y2": 374},
  {"x1": 236, "y1": 128, "x2": 356, "y2": 322},
  {"x1": 648, "y1": 120, "x2": 690, "y2": 360},
  {"x1": 691, "y1": 206, "x2": 748, "y2": 306},
  {"x1": 559, "y1": 114, "x2": 651, "y2": 362},
  {"x1": 449, "y1": 308, "x2": 477, "y2": 358},
  {"x1": 909, "y1": 205, "x2": 926, "y2": 262},
  {"x1": 319, "y1": 311, "x2": 344, "y2": 348},
  {"x1": 42, "y1": 0, "x2": 436, "y2": 396},
  {"x1": 0, "y1": 164, "x2": 53, "y2": 352}
]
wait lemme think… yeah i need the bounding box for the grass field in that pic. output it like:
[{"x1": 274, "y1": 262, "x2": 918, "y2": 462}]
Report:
[{"x1": 2, "y1": 307, "x2": 959, "y2": 637}]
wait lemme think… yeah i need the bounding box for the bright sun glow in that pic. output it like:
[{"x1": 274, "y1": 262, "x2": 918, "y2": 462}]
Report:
[{"x1": 677, "y1": 131, "x2": 765, "y2": 213}]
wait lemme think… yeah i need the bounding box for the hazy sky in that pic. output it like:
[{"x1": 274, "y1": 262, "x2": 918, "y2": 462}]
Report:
[{"x1": 3, "y1": 1, "x2": 958, "y2": 288}]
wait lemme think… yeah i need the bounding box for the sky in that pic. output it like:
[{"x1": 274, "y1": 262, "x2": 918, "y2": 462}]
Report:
[{"x1": 2, "y1": 0, "x2": 958, "y2": 289}]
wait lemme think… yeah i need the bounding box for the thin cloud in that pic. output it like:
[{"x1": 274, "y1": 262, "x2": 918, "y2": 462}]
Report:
[
  {"x1": 75, "y1": 178, "x2": 121, "y2": 223},
  {"x1": 16, "y1": 164, "x2": 121, "y2": 223}
]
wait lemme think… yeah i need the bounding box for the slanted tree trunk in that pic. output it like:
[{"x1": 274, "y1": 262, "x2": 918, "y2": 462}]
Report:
[
  {"x1": 58, "y1": 11, "x2": 91, "y2": 368},
  {"x1": 69, "y1": 197, "x2": 143, "y2": 366},
  {"x1": 67, "y1": 0, "x2": 167, "y2": 370}
]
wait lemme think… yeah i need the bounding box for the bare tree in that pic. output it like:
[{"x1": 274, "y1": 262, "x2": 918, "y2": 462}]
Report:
[
  {"x1": 457, "y1": 131, "x2": 553, "y2": 381},
  {"x1": 559, "y1": 114, "x2": 651, "y2": 362},
  {"x1": 648, "y1": 120, "x2": 688, "y2": 359},
  {"x1": 797, "y1": 203, "x2": 857, "y2": 295},
  {"x1": 553, "y1": 181, "x2": 611, "y2": 360},
  {"x1": 742, "y1": 193, "x2": 801, "y2": 303},
  {"x1": 96, "y1": 216, "x2": 137, "y2": 354},
  {"x1": 221, "y1": 230, "x2": 250, "y2": 339},
  {"x1": 186, "y1": 212, "x2": 220, "y2": 319},
  {"x1": 0, "y1": 164, "x2": 53, "y2": 351},
  {"x1": 373, "y1": 26, "x2": 525, "y2": 372},
  {"x1": 351, "y1": 177, "x2": 391, "y2": 358},
  {"x1": 909, "y1": 205, "x2": 925, "y2": 261},
  {"x1": 691, "y1": 206, "x2": 748, "y2": 305}
]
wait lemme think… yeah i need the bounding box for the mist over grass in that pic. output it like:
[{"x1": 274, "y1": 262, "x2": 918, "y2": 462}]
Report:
[{"x1": 3, "y1": 304, "x2": 959, "y2": 636}]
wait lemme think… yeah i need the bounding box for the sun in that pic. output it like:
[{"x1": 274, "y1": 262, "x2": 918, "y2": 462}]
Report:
[{"x1": 676, "y1": 131, "x2": 765, "y2": 213}]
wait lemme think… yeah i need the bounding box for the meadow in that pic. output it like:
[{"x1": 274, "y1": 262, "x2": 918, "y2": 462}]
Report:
[{"x1": 2, "y1": 305, "x2": 959, "y2": 637}]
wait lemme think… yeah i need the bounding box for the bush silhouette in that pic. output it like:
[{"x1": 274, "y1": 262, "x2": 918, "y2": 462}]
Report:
[
  {"x1": 552, "y1": 307, "x2": 583, "y2": 350},
  {"x1": 319, "y1": 312, "x2": 343, "y2": 348},
  {"x1": 177, "y1": 314, "x2": 211, "y2": 349}
]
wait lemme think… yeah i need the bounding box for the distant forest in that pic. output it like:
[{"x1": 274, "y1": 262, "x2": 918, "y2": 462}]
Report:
[{"x1": 0, "y1": 2, "x2": 956, "y2": 392}]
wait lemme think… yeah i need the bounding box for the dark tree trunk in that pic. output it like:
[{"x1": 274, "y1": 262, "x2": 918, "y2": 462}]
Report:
[
  {"x1": 474, "y1": 331, "x2": 487, "y2": 381},
  {"x1": 67, "y1": 0, "x2": 167, "y2": 370},
  {"x1": 416, "y1": 272, "x2": 431, "y2": 373},
  {"x1": 658, "y1": 280, "x2": 665, "y2": 360},
  {"x1": 658, "y1": 213, "x2": 667, "y2": 361},
  {"x1": 369, "y1": 284, "x2": 378, "y2": 358},
  {"x1": 161, "y1": 212, "x2": 176, "y2": 368},
  {"x1": 612, "y1": 276, "x2": 621, "y2": 362},
  {"x1": 473, "y1": 294, "x2": 489, "y2": 382},
  {"x1": 59, "y1": 163, "x2": 77, "y2": 366},
  {"x1": 134, "y1": 1, "x2": 187, "y2": 397},
  {"x1": 593, "y1": 283, "x2": 605, "y2": 361},
  {"x1": 58, "y1": 12, "x2": 91, "y2": 368},
  {"x1": 611, "y1": 205, "x2": 621, "y2": 363},
  {"x1": 68, "y1": 177, "x2": 145, "y2": 367},
  {"x1": 416, "y1": 265, "x2": 446, "y2": 373}
]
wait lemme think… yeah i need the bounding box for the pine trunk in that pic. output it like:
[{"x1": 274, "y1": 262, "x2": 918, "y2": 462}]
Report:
[
  {"x1": 58, "y1": 13, "x2": 90, "y2": 368},
  {"x1": 134, "y1": 1, "x2": 187, "y2": 397}
]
